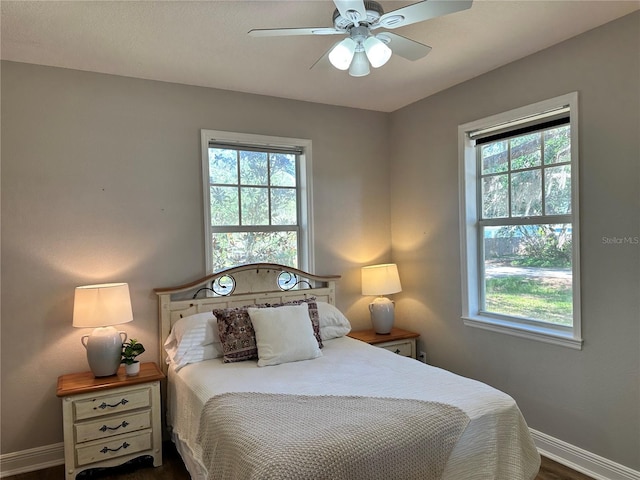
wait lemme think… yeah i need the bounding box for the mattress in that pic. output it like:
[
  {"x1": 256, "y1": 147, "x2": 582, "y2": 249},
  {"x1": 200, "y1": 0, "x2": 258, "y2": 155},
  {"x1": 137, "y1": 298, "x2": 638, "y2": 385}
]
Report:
[{"x1": 167, "y1": 335, "x2": 541, "y2": 480}]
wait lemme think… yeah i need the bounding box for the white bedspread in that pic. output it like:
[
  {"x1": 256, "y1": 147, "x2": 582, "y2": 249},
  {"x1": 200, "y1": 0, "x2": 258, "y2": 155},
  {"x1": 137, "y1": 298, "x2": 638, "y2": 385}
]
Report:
[{"x1": 168, "y1": 336, "x2": 541, "y2": 480}]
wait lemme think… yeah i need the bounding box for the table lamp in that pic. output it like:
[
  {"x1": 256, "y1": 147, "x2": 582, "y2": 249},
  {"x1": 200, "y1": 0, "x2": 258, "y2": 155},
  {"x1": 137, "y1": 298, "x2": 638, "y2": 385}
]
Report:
[
  {"x1": 73, "y1": 283, "x2": 133, "y2": 377},
  {"x1": 361, "y1": 263, "x2": 402, "y2": 334}
]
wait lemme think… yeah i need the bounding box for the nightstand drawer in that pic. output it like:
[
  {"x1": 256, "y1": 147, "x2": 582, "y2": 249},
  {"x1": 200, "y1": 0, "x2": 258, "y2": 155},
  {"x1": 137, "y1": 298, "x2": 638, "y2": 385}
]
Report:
[
  {"x1": 380, "y1": 341, "x2": 413, "y2": 357},
  {"x1": 74, "y1": 387, "x2": 151, "y2": 421},
  {"x1": 75, "y1": 410, "x2": 151, "y2": 443},
  {"x1": 76, "y1": 430, "x2": 152, "y2": 466}
]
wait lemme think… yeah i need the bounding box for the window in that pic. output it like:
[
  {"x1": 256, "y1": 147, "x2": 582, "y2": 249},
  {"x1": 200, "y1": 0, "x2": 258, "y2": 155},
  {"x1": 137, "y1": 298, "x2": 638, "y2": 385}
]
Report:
[
  {"x1": 458, "y1": 93, "x2": 582, "y2": 349},
  {"x1": 201, "y1": 130, "x2": 313, "y2": 273}
]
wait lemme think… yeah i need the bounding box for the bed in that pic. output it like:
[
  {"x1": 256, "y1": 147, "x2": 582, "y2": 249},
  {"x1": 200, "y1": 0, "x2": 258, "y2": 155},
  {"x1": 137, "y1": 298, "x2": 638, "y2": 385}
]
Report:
[{"x1": 155, "y1": 263, "x2": 541, "y2": 480}]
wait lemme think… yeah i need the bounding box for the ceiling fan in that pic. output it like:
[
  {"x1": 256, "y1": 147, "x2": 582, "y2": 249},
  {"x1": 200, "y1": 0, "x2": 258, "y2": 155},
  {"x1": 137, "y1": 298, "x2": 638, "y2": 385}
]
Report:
[{"x1": 249, "y1": 0, "x2": 472, "y2": 77}]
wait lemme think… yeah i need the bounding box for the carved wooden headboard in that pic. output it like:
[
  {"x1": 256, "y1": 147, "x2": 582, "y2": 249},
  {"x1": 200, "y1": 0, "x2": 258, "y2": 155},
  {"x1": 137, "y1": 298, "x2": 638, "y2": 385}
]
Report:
[{"x1": 153, "y1": 263, "x2": 341, "y2": 375}]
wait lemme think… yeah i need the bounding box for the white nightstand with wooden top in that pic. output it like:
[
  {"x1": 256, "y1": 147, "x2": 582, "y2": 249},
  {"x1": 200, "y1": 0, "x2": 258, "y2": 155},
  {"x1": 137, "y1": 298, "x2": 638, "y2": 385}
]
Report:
[
  {"x1": 348, "y1": 327, "x2": 419, "y2": 359},
  {"x1": 56, "y1": 362, "x2": 164, "y2": 480}
]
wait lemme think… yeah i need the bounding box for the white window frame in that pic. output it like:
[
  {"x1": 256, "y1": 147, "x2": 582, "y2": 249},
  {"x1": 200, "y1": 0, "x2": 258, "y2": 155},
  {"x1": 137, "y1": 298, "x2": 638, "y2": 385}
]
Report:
[
  {"x1": 201, "y1": 129, "x2": 314, "y2": 274},
  {"x1": 458, "y1": 93, "x2": 582, "y2": 349}
]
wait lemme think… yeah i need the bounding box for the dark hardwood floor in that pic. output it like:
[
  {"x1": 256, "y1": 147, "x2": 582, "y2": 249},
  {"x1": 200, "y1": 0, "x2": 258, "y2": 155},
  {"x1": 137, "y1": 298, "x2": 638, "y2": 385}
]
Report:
[
  {"x1": 536, "y1": 457, "x2": 595, "y2": 480},
  {"x1": 4, "y1": 443, "x2": 189, "y2": 480},
  {"x1": 5, "y1": 442, "x2": 594, "y2": 480}
]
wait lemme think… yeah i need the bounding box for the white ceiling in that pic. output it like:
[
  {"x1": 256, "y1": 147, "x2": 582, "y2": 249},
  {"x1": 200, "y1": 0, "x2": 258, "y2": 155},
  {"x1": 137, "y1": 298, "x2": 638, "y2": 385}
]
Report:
[{"x1": 1, "y1": 1, "x2": 638, "y2": 112}]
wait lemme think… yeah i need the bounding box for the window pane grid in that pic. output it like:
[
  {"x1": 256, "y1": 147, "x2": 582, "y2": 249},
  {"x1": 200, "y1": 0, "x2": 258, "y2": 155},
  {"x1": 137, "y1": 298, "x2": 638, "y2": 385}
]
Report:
[
  {"x1": 476, "y1": 121, "x2": 573, "y2": 328},
  {"x1": 206, "y1": 142, "x2": 302, "y2": 272},
  {"x1": 478, "y1": 128, "x2": 571, "y2": 222},
  {"x1": 480, "y1": 223, "x2": 573, "y2": 326},
  {"x1": 209, "y1": 148, "x2": 300, "y2": 228},
  {"x1": 211, "y1": 231, "x2": 299, "y2": 270}
]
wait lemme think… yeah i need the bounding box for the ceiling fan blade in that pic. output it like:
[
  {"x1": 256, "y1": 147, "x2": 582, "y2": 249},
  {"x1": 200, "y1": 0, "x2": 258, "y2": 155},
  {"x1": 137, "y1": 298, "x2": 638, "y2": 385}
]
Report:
[
  {"x1": 379, "y1": 0, "x2": 472, "y2": 29},
  {"x1": 378, "y1": 32, "x2": 432, "y2": 61},
  {"x1": 249, "y1": 27, "x2": 342, "y2": 37},
  {"x1": 333, "y1": 0, "x2": 368, "y2": 24},
  {"x1": 310, "y1": 40, "x2": 343, "y2": 70}
]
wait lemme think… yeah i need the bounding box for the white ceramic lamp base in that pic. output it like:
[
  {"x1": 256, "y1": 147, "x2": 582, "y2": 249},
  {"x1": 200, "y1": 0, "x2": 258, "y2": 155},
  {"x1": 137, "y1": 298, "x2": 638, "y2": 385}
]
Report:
[
  {"x1": 369, "y1": 297, "x2": 395, "y2": 334},
  {"x1": 81, "y1": 326, "x2": 127, "y2": 377}
]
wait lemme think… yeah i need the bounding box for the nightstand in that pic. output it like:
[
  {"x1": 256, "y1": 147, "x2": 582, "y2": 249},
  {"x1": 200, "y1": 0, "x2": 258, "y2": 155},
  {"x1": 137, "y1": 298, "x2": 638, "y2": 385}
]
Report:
[
  {"x1": 348, "y1": 327, "x2": 419, "y2": 359},
  {"x1": 56, "y1": 362, "x2": 165, "y2": 480}
]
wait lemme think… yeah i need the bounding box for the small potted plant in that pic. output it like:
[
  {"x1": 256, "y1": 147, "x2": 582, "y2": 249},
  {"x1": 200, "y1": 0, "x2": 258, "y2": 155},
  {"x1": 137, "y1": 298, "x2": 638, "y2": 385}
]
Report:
[{"x1": 121, "y1": 339, "x2": 145, "y2": 376}]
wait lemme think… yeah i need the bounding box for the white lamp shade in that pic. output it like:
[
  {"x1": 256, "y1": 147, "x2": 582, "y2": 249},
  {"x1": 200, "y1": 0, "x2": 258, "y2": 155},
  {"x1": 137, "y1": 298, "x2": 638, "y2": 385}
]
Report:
[
  {"x1": 349, "y1": 50, "x2": 370, "y2": 77},
  {"x1": 364, "y1": 36, "x2": 392, "y2": 68},
  {"x1": 361, "y1": 264, "x2": 402, "y2": 296},
  {"x1": 73, "y1": 283, "x2": 132, "y2": 377},
  {"x1": 329, "y1": 38, "x2": 356, "y2": 70},
  {"x1": 73, "y1": 283, "x2": 133, "y2": 328}
]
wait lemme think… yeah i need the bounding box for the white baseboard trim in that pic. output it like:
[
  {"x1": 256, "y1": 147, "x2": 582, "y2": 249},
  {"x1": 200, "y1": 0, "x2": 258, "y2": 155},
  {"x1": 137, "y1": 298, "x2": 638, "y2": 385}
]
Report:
[
  {"x1": 0, "y1": 442, "x2": 64, "y2": 478},
  {"x1": 1, "y1": 431, "x2": 638, "y2": 479},
  {"x1": 531, "y1": 429, "x2": 640, "y2": 480}
]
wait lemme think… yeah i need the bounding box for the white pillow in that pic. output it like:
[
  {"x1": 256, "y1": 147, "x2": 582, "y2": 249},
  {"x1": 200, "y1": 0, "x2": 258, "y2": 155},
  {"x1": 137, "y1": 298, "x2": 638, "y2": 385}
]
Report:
[
  {"x1": 164, "y1": 343, "x2": 221, "y2": 372},
  {"x1": 164, "y1": 312, "x2": 223, "y2": 371},
  {"x1": 316, "y1": 301, "x2": 351, "y2": 340},
  {"x1": 247, "y1": 304, "x2": 322, "y2": 367},
  {"x1": 172, "y1": 312, "x2": 220, "y2": 346}
]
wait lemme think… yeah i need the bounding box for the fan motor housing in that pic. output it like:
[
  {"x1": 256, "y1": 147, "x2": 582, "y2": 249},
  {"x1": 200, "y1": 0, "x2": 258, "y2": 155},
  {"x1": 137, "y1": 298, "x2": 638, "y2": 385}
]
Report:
[{"x1": 333, "y1": 1, "x2": 384, "y2": 30}]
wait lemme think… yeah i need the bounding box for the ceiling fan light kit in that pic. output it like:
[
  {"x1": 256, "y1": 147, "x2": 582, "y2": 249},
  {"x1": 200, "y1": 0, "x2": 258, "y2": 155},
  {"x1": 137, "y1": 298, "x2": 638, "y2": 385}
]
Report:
[
  {"x1": 328, "y1": 25, "x2": 390, "y2": 75},
  {"x1": 328, "y1": 38, "x2": 356, "y2": 70},
  {"x1": 363, "y1": 36, "x2": 392, "y2": 68},
  {"x1": 249, "y1": 0, "x2": 473, "y2": 77},
  {"x1": 349, "y1": 50, "x2": 371, "y2": 77}
]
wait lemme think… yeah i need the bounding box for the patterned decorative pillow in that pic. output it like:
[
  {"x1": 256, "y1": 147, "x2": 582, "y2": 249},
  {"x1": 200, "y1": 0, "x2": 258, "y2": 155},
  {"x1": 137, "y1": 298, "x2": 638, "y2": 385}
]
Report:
[
  {"x1": 214, "y1": 298, "x2": 322, "y2": 364},
  {"x1": 214, "y1": 306, "x2": 259, "y2": 363}
]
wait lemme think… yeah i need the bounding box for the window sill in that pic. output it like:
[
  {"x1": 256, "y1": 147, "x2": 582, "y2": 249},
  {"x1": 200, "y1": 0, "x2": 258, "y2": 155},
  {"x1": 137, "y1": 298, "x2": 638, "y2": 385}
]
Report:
[{"x1": 462, "y1": 315, "x2": 583, "y2": 350}]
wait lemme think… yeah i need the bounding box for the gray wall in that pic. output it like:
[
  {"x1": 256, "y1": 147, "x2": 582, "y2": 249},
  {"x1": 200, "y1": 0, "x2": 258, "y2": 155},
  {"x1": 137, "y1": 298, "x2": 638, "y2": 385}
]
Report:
[
  {"x1": 0, "y1": 62, "x2": 390, "y2": 453},
  {"x1": 2, "y1": 11, "x2": 639, "y2": 473},
  {"x1": 389, "y1": 11, "x2": 639, "y2": 469}
]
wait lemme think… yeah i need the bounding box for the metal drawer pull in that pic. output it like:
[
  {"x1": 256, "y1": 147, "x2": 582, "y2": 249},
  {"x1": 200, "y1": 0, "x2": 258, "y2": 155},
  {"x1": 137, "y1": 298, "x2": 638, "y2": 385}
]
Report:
[
  {"x1": 99, "y1": 421, "x2": 129, "y2": 432},
  {"x1": 95, "y1": 398, "x2": 128, "y2": 410},
  {"x1": 394, "y1": 349, "x2": 401, "y2": 354},
  {"x1": 100, "y1": 442, "x2": 130, "y2": 454}
]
